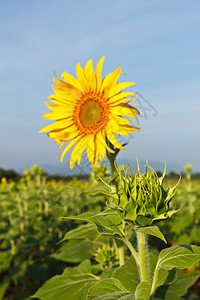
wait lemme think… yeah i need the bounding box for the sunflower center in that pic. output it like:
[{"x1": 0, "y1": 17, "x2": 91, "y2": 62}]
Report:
[
  {"x1": 80, "y1": 100, "x2": 102, "y2": 127},
  {"x1": 74, "y1": 92, "x2": 109, "y2": 134}
]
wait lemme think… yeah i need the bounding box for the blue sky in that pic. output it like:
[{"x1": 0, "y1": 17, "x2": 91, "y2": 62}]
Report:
[{"x1": 0, "y1": 0, "x2": 200, "y2": 173}]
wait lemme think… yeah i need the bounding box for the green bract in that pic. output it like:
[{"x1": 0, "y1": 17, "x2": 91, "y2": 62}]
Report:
[{"x1": 108, "y1": 160, "x2": 180, "y2": 226}]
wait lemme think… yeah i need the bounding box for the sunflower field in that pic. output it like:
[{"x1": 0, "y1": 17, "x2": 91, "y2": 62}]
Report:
[
  {"x1": 1, "y1": 59, "x2": 200, "y2": 300},
  {"x1": 0, "y1": 165, "x2": 200, "y2": 300}
]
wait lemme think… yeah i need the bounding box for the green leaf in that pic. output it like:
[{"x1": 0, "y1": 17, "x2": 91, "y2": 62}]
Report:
[
  {"x1": 65, "y1": 212, "x2": 124, "y2": 238},
  {"x1": 135, "y1": 282, "x2": 150, "y2": 300},
  {"x1": 64, "y1": 212, "x2": 96, "y2": 221},
  {"x1": 84, "y1": 183, "x2": 110, "y2": 196},
  {"x1": 32, "y1": 274, "x2": 99, "y2": 300},
  {"x1": 52, "y1": 239, "x2": 96, "y2": 263},
  {"x1": 100, "y1": 267, "x2": 115, "y2": 279},
  {"x1": 135, "y1": 226, "x2": 167, "y2": 244},
  {"x1": 152, "y1": 271, "x2": 200, "y2": 300},
  {"x1": 148, "y1": 254, "x2": 178, "y2": 292},
  {"x1": 156, "y1": 268, "x2": 178, "y2": 288},
  {"x1": 157, "y1": 245, "x2": 200, "y2": 269},
  {"x1": 63, "y1": 260, "x2": 91, "y2": 275},
  {"x1": 60, "y1": 224, "x2": 99, "y2": 242},
  {"x1": 112, "y1": 256, "x2": 140, "y2": 294},
  {"x1": 87, "y1": 278, "x2": 134, "y2": 299}
]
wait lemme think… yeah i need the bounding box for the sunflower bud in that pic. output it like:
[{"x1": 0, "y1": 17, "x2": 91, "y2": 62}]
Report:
[
  {"x1": 95, "y1": 245, "x2": 118, "y2": 267},
  {"x1": 108, "y1": 160, "x2": 180, "y2": 227}
]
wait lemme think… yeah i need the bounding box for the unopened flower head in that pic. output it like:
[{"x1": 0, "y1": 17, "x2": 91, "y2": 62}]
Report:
[
  {"x1": 108, "y1": 159, "x2": 180, "y2": 227},
  {"x1": 95, "y1": 245, "x2": 117, "y2": 266},
  {"x1": 40, "y1": 57, "x2": 140, "y2": 169}
]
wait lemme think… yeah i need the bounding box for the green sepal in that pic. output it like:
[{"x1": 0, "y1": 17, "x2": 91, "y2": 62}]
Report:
[{"x1": 135, "y1": 215, "x2": 152, "y2": 227}]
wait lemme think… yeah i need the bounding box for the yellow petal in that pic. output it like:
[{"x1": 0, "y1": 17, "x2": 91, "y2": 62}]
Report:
[
  {"x1": 53, "y1": 76, "x2": 77, "y2": 92},
  {"x1": 70, "y1": 136, "x2": 88, "y2": 168},
  {"x1": 107, "y1": 82, "x2": 135, "y2": 98},
  {"x1": 108, "y1": 92, "x2": 135, "y2": 104},
  {"x1": 95, "y1": 56, "x2": 105, "y2": 92},
  {"x1": 48, "y1": 127, "x2": 78, "y2": 139},
  {"x1": 111, "y1": 115, "x2": 131, "y2": 125},
  {"x1": 60, "y1": 135, "x2": 82, "y2": 162},
  {"x1": 100, "y1": 66, "x2": 122, "y2": 97},
  {"x1": 39, "y1": 119, "x2": 72, "y2": 133},
  {"x1": 106, "y1": 124, "x2": 124, "y2": 150},
  {"x1": 96, "y1": 131, "x2": 106, "y2": 162},
  {"x1": 59, "y1": 140, "x2": 68, "y2": 156},
  {"x1": 42, "y1": 111, "x2": 72, "y2": 120},
  {"x1": 48, "y1": 96, "x2": 76, "y2": 107},
  {"x1": 111, "y1": 103, "x2": 139, "y2": 119},
  {"x1": 51, "y1": 85, "x2": 80, "y2": 101},
  {"x1": 61, "y1": 71, "x2": 83, "y2": 91},
  {"x1": 86, "y1": 135, "x2": 95, "y2": 164},
  {"x1": 55, "y1": 138, "x2": 63, "y2": 144},
  {"x1": 84, "y1": 59, "x2": 96, "y2": 91},
  {"x1": 101, "y1": 129, "x2": 115, "y2": 154},
  {"x1": 76, "y1": 63, "x2": 89, "y2": 93},
  {"x1": 108, "y1": 118, "x2": 128, "y2": 135},
  {"x1": 45, "y1": 101, "x2": 75, "y2": 112}
]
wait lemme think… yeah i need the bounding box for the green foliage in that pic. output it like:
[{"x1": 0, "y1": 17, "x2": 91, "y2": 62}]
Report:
[
  {"x1": 1, "y1": 164, "x2": 200, "y2": 299},
  {"x1": 33, "y1": 163, "x2": 200, "y2": 300},
  {"x1": 0, "y1": 167, "x2": 105, "y2": 299},
  {"x1": 33, "y1": 261, "x2": 99, "y2": 300},
  {"x1": 159, "y1": 180, "x2": 200, "y2": 247}
]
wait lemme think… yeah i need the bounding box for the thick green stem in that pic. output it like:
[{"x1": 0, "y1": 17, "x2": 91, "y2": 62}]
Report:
[
  {"x1": 137, "y1": 231, "x2": 149, "y2": 282},
  {"x1": 122, "y1": 237, "x2": 140, "y2": 265}
]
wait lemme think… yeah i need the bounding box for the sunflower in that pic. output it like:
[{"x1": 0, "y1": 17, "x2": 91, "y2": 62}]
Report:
[{"x1": 40, "y1": 57, "x2": 140, "y2": 169}]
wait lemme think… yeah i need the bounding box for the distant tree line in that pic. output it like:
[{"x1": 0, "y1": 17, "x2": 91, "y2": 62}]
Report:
[
  {"x1": 0, "y1": 167, "x2": 200, "y2": 182},
  {"x1": 0, "y1": 167, "x2": 90, "y2": 182},
  {"x1": 0, "y1": 168, "x2": 21, "y2": 181},
  {"x1": 157, "y1": 171, "x2": 200, "y2": 179}
]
